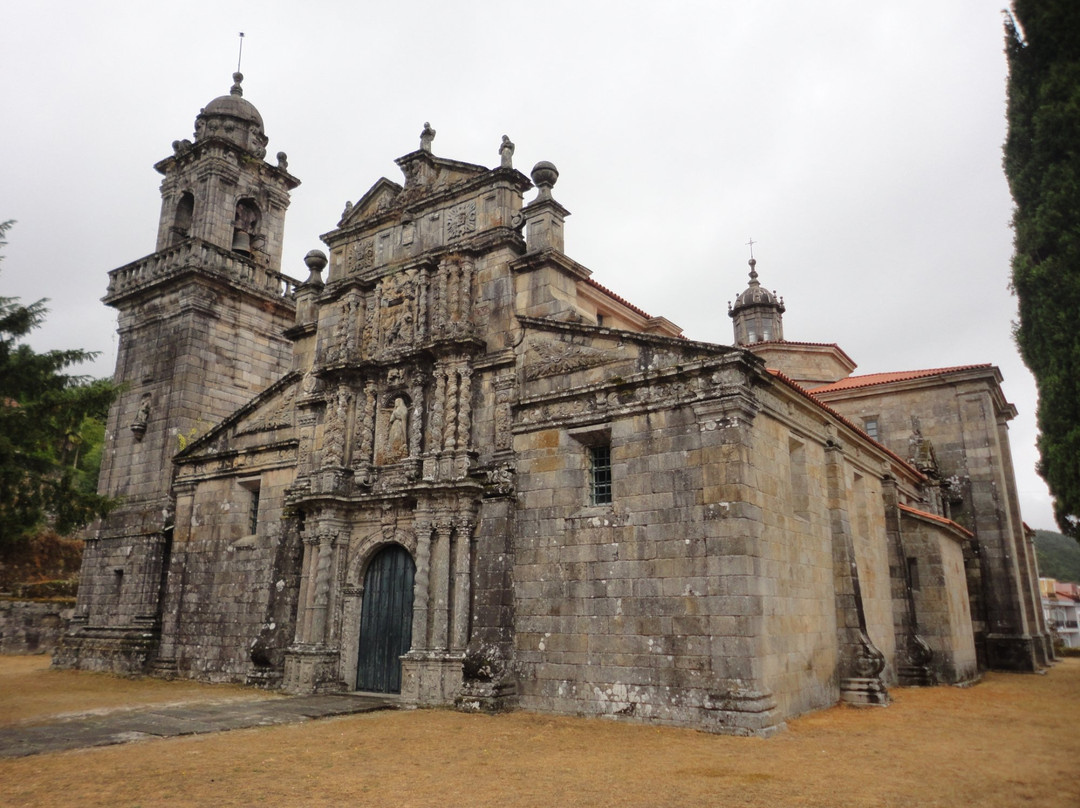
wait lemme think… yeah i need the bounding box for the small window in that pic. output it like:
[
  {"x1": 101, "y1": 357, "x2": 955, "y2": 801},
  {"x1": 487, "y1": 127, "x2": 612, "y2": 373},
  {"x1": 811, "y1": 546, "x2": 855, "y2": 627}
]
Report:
[
  {"x1": 589, "y1": 444, "x2": 613, "y2": 505},
  {"x1": 596, "y1": 313, "x2": 605, "y2": 327},
  {"x1": 238, "y1": 477, "x2": 261, "y2": 536},
  {"x1": 907, "y1": 557, "x2": 920, "y2": 591},
  {"x1": 788, "y1": 437, "x2": 810, "y2": 520},
  {"x1": 248, "y1": 486, "x2": 261, "y2": 535},
  {"x1": 863, "y1": 418, "x2": 880, "y2": 441}
]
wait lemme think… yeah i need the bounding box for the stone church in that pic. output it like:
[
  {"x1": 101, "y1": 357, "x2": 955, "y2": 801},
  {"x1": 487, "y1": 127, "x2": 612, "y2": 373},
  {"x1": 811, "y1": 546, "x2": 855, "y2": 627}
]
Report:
[{"x1": 56, "y1": 74, "x2": 1051, "y2": 735}]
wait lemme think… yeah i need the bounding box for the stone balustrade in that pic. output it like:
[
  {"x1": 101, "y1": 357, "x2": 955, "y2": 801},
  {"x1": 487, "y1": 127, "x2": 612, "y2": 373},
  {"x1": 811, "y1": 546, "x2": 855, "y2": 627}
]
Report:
[{"x1": 106, "y1": 238, "x2": 300, "y2": 301}]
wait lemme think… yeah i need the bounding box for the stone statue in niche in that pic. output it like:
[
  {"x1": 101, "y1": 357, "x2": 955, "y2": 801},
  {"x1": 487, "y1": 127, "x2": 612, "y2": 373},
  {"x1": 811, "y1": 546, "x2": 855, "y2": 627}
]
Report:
[
  {"x1": 376, "y1": 396, "x2": 409, "y2": 465},
  {"x1": 131, "y1": 394, "x2": 152, "y2": 441},
  {"x1": 387, "y1": 397, "x2": 408, "y2": 459}
]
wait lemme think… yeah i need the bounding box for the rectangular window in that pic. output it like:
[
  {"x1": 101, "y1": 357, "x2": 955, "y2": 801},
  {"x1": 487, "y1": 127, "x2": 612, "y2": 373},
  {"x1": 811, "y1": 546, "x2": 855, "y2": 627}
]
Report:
[
  {"x1": 863, "y1": 418, "x2": 880, "y2": 441},
  {"x1": 248, "y1": 486, "x2": 261, "y2": 535},
  {"x1": 589, "y1": 444, "x2": 613, "y2": 505},
  {"x1": 238, "y1": 477, "x2": 261, "y2": 536}
]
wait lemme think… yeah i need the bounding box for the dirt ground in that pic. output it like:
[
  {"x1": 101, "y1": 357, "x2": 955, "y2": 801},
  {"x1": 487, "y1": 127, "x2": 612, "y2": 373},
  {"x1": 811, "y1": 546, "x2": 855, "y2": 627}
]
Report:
[{"x1": 2, "y1": 655, "x2": 1079, "y2": 808}]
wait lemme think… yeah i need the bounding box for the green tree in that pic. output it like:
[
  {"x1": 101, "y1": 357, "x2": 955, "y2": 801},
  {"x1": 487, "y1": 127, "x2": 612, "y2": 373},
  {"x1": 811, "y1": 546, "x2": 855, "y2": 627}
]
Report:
[
  {"x1": 1004, "y1": 2, "x2": 1080, "y2": 538},
  {"x1": 0, "y1": 220, "x2": 117, "y2": 543}
]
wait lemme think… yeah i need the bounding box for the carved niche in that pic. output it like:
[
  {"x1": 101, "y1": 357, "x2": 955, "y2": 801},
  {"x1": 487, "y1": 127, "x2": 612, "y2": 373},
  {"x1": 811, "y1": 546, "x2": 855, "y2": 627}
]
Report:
[{"x1": 375, "y1": 392, "x2": 411, "y2": 466}]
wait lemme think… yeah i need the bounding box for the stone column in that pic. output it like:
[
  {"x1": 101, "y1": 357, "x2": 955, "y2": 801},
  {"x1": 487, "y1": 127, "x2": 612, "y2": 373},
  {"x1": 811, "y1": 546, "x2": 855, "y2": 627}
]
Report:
[
  {"x1": 309, "y1": 531, "x2": 335, "y2": 645},
  {"x1": 417, "y1": 268, "x2": 428, "y2": 343},
  {"x1": 357, "y1": 382, "x2": 376, "y2": 466},
  {"x1": 409, "y1": 374, "x2": 425, "y2": 458},
  {"x1": 295, "y1": 534, "x2": 319, "y2": 643},
  {"x1": 430, "y1": 368, "x2": 446, "y2": 454},
  {"x1": 451, "y1": 519, "x2": 474, "y2": 651},
  {"x1": 448, "y1": 260, "x2": 461, "y2": 324},
  {"x1": 443, "y1": 368, "x2": 459, "y2": 452},
  {"x1": 411, "y1": 518, "x2": 433, "y2": 650},
  {"x1": 430, "y1": 519, "x2": 453, "y2": 651},
  {"x1": 459, "y1": 259, "x2": 474, "y2": 319},
  {"x1": 436, "y1": 259, "x2": 450, "y2": 333},
  {"x1": 456, "y1": 366, "x2": 472, "y2": 452}
]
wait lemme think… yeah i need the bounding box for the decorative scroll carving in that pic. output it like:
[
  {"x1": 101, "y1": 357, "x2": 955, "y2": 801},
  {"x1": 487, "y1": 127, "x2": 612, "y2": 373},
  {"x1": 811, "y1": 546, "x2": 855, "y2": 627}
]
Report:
[
  {"x1": 484, "y1": 462, "x2": 515, "y2": 497},
  {"x1": 446, "y1": 201, "x2": 477, "y2": 240},
  {"x1": 525, "y1": 341, "x2": 612, "y2": 380}
]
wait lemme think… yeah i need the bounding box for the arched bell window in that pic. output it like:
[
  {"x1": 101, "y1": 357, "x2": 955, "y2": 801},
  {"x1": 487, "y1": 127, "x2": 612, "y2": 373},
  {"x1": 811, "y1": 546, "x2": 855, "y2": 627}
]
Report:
[
  {"x1": 232, "y1": 198, "x2": 261, "y2": 257},
  {"x1": 171, "y1": 191, "x2": 194, "y2": 244}
]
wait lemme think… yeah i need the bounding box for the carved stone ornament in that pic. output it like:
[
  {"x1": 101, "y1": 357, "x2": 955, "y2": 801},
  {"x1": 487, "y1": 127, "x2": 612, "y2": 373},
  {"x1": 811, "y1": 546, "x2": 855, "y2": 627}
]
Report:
[
  {"x1": 525, "y1": 340, "x2": 613, "y2": 381},
  {"x1": 446, "y1": 201, "x2": 477, "y2": 241},
  {"x1": 352, "y1": 238, "x2": 375, "y2": 273},
  {"x1": 852, "y1": 632, "x2": 887, "y2": 679},
  {"x1": 483, "y1": 463, "x2": 515, "y2": 497}
]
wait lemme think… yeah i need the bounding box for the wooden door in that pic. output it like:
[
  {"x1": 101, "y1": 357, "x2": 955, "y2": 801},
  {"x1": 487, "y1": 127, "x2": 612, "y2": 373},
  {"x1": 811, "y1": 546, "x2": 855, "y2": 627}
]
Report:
[{"x1": 356, "y1": 544, "x2": 415, "y2": 693}]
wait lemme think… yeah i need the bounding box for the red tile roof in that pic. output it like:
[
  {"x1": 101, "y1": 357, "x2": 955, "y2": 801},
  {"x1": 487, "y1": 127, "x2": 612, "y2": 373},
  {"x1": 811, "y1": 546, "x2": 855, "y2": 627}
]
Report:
[
  {"x1": 810, "y1": 365, "x2": 994, "y2": 394},
  {"x1": 898, "y1": 504, "x2": 974, "y2": 538},
  {"x1": 583, "y1": 277, "x2": 654, "y2": 321}
]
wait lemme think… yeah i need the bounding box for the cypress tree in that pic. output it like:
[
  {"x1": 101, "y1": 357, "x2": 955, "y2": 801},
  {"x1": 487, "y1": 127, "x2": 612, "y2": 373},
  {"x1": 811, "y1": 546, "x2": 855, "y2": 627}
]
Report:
[{"x1": 1004, "y1": 1, "x2": 1080, "y2": 537}]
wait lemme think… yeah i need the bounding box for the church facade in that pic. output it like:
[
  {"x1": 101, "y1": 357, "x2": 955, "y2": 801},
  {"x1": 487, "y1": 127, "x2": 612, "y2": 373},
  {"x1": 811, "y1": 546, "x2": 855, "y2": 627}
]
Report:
[{"x1": 56, "y1": 75, "x2": 1051, "y2": 736}]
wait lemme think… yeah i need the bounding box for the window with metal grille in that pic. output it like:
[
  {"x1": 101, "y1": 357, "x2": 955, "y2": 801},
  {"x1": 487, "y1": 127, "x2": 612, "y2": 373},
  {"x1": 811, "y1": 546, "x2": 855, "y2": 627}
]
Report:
[
  {"x1": 248, "y1": 485, "x2": 261, "y2": 535},
  {"x1": 589, "y1": 444, "x2": 613, "y2": 505}
]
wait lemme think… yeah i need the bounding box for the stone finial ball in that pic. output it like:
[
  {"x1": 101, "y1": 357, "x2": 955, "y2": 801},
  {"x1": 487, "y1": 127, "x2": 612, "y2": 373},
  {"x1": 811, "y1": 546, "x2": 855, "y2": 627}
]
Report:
[
  {"x1": 304, "y1": 249, "x2": 328, "y2": 273},
  {"x1": 531, "y1": 161, "x2": 559, "y2": 188}
]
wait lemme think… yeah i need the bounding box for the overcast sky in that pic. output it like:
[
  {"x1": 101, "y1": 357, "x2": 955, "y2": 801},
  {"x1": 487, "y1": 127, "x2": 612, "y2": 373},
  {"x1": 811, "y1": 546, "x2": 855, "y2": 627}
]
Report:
[{"x1": 1, "y1": 1, "x2": 1056, "y2": 530}]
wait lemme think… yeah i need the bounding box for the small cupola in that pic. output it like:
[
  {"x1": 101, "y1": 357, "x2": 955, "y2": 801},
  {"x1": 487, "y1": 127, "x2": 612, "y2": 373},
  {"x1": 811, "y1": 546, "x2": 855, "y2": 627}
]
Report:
[
  {"x1": 728, "y1": 256, "x2": 785, "y2": 346},
  {"x1": 193, "y1": 72, "x2": 269, "y2": 159}
]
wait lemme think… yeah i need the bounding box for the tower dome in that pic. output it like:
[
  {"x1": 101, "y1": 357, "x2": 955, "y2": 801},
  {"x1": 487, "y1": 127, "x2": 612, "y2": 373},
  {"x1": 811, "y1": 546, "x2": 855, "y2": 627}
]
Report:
[
  {"x1": 193, "y1": 72, "x2": 268, "y2": 158},
  {"x1": 728, "y1": 257, "x2": 785, "y2": 345}
]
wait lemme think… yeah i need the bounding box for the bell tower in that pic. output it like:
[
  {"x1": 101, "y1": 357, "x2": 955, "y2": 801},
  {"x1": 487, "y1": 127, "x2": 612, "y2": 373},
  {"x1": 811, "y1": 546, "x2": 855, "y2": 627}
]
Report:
[
  {"x1": 728, "y1": 256, "x2": 785, "y2": 346},
  {"x1": 57, "y1": 73, "x2": 302, "y2": 674}
]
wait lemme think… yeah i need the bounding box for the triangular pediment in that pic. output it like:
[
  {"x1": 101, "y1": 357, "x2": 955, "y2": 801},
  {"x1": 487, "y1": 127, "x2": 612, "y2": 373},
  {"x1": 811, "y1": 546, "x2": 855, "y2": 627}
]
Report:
[
  {"x1": 338, "y1": 178, "x2": 404, "y2": 228},
  {"x1": 519, "y1": 318, "x2": 737, "y2": 395},
  {"x1": 176, "y1": 371, "x2": 302, "y2": 461}
]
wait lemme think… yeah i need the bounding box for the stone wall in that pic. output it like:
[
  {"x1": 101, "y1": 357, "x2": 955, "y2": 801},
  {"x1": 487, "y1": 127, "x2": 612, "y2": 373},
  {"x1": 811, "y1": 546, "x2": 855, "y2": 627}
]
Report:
[
  {"x1": 164, "y1": 466, "x2": 300, "y2": 683},
  {"x1": 0, "y1": 600, "x2": 73, "y2": 654},
  {"x1": 900, "y1": 511, "x2": 979, "y2": 683}
]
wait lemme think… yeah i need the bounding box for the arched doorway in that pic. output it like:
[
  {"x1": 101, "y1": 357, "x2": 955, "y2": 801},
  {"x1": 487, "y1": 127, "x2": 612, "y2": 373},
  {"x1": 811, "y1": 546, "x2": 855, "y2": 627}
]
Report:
[{"x1": 356, "y1": 544, "x2": 415, "y2": 693}]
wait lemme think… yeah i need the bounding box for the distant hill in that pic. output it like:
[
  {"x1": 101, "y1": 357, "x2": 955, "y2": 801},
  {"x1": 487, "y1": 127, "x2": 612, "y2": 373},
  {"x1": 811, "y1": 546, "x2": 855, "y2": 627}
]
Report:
[{"x1": 1034, "y1": 530, "x2": 1080, "y2": 584}]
